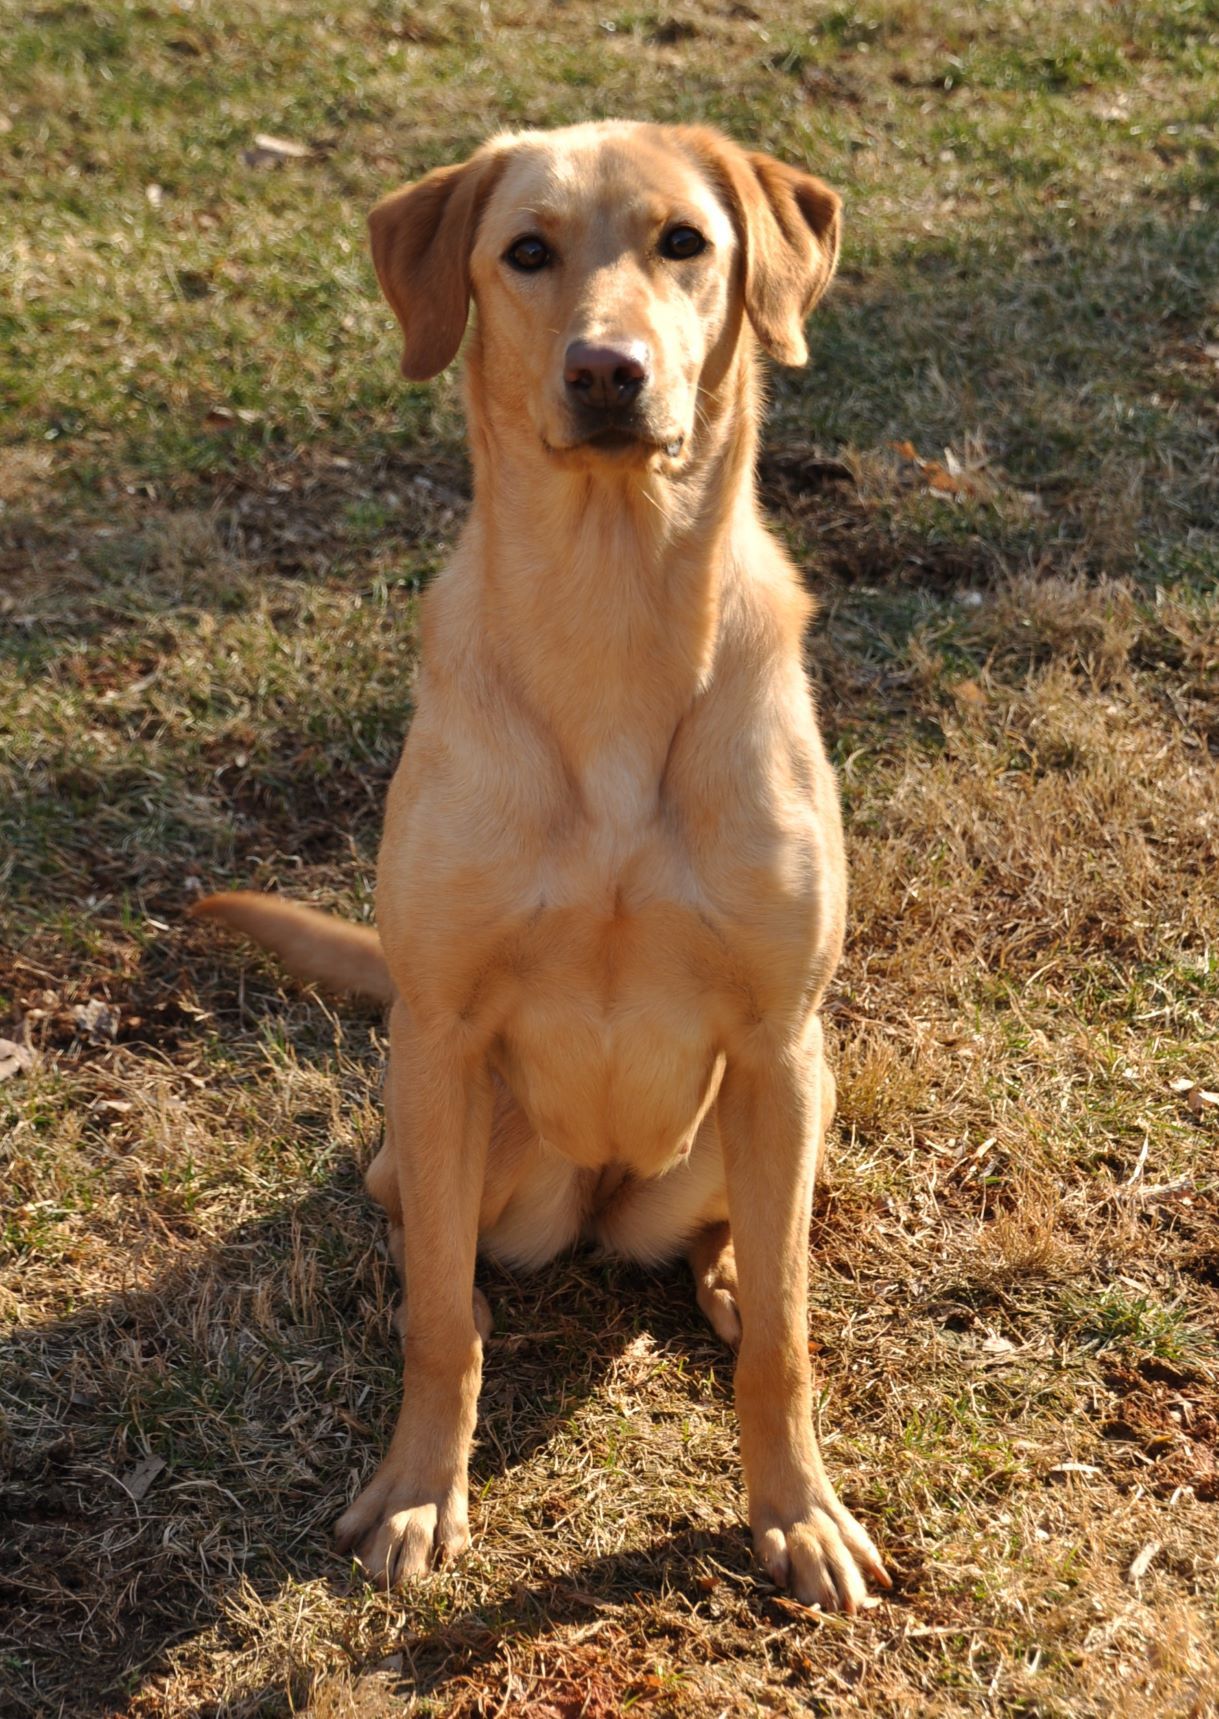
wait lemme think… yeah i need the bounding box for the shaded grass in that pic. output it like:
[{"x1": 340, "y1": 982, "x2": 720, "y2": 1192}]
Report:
[{"x1": 2, "y1": 1, "x2": 1218, "y2": 1715}]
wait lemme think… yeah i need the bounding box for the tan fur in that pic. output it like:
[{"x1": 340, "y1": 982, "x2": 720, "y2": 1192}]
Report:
[
  {"x1": 191, "y1": 891, "x2": 394, "y2": 1004},
  {"x1": 195, "y1": 120, "x2": 890, "y2": 1613}
]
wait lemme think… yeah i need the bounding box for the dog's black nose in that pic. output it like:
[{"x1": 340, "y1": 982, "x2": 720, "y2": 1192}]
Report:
[{"x1": 564, "y1": 340, "x2": 650, "y2": 409}]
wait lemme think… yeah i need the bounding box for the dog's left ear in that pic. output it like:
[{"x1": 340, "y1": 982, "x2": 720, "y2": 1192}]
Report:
[
  {"x1": 737, "y1": 151, "x2": 842, "y2": 365},
  {"x1": 369, "y1": 148, "x2": 506, "y2": 382},
  {"x1": 680, "y1": 130, "x2": 842, "y2": 367}
]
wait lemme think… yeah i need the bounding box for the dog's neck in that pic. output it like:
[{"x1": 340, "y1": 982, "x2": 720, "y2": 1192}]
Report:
[{"x1": 459, "y1": 345, "x2": 762, "y2": 805}]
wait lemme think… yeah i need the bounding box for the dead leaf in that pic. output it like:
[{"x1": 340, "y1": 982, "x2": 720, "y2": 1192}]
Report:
[
  {"x1": 1136, "y1": 1176, "x2": 1193, "y2": 1199},
  {"x1": 556, "y1": 1586, "x2": 617, "y2": 1611},
  {"x1": 253, "y1": 132, "x2": 312, "y2": 157},
  {"x1": 893, "y1": 436, "x2": 995, "y2": 501},
  {"x1": 73, "y1": 1000, "x2": 119, "y2": 1043},
  {"x1": 203, "y1": 405, "x2": 262, "y2": 431},
  {"x1": 120, "y1": 1454, "x2": 166, "y2": 1502},
  {"x1": 1170, "y1": 1077, "x2": 1219, "y2": 1117},
  {"x1": 242, "y1": 132, "x2": 314, "y2": 168},
  {"x1": 0, "y1": 1038, "x2": 33, "y2": 1081},
  {"x1": 1127, "y1": 1540, "x2": 1161, "y2": 1583},
  {"x1": 953, "y1": 678, "x2": 988, "y2": 709},
  {"x1": 924, "y1": 460, "x2": 960, "y2": 493},
  {"x1": 1046, "y1": 1461, "x2": 1102, "y2": 1481},
  {"x1": 981, "y1": 1334, "x2": 1017, "y2": 1357}
]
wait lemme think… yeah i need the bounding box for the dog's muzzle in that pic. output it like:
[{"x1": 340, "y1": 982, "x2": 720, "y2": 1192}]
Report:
[{"x1": 557, "y1": 340, "x2": 683, "y2": 459}]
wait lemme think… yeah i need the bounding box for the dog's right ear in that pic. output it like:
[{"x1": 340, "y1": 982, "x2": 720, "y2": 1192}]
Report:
[{"x1": 369, "y1": 149, "x2": 506, "y2": 382}]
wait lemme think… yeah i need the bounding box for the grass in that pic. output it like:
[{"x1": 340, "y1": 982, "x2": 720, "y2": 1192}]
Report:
[{"x1": 2, "y1": 0, "x2": 1218, "y2": 1713}]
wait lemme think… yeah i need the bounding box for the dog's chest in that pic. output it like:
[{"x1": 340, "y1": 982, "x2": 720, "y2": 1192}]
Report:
[{"x1": 491, "y1": 869, "x2": 727, "y2": 1178}]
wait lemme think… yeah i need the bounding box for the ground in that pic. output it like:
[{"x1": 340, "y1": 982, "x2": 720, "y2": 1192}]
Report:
[{"x1": 1, "y1": 1, "x2": 1217, "y2": 1714}]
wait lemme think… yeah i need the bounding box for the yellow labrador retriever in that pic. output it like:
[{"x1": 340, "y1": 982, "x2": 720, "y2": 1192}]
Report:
[{"x1": 196, "y1": 120, "x2": 890, "y2": 1613}]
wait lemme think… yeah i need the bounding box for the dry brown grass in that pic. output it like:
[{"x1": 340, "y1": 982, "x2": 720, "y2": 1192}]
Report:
[
  {"x1": 3, "y1": 1, "x2": 1218, "y2": 1713},
  {"x1": 5, "y1": 509, "x2": 1216, "y2": 1719}
]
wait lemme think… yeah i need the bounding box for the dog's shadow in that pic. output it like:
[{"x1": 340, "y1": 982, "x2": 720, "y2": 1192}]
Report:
[
  {"x1": 374, "y1": 1521, "x2": 762, "y2": 1707},
  {"x1": 1, "y1": 1147, "x2": 741, "y2": 1717},
  {"x1": 472, "y1": 1245, "x2": 736, "y2": 1482}
]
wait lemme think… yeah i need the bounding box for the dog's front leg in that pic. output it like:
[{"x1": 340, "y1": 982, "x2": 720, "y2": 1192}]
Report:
[
  {"x1": 720, "y1": 1021, "x2": 890, "y2": 1613},
  {"x1": 336, "y1": 999, "x2": 491, "y2": 1587}
]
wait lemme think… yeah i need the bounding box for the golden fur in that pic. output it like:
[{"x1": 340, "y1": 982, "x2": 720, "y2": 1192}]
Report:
[{"x1": 195, "y1": 119, "x2": 890, "y2": 1612}]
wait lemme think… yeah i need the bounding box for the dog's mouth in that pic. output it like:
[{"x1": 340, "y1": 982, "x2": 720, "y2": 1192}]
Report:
[
  {"x1": 544, "y1": 427, "x2": 686, "y2": 462},
  {"x1": 585, "y1": 425, "x2": 686, "y2": 459}
]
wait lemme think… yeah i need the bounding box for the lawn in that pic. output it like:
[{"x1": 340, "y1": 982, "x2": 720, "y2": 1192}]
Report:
[{"x1": 2, "y1": 1, "x2": 1217, "y2": 1714}]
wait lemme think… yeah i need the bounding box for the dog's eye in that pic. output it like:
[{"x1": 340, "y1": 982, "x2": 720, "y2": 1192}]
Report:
[
  {"x1": 505, "y1": 235, "x2": 552, "y2": 272},
  {"x1": 660, "y1": 225, "x2": 706, "y2": 261}
]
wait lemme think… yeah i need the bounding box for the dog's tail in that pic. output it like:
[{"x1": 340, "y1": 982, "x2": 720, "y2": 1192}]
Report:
[{"x1": 191, "y1": 892, "x2": 395, "y2": 1004}]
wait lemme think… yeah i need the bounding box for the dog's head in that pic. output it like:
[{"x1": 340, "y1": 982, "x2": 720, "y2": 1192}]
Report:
[{"x1": 369, "y1": 121, "x2": 840, "y2": 473}]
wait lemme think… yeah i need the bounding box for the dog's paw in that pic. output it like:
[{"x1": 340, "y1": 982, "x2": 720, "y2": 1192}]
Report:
[
  {"x1": 698, "y1": 1275, "x2": 741, "y2": 1349},
  {"x1": 693, "y1": 1241, "x2": 742, "y2": 1349},
  {"x1": 336, "y1": 1473, "x2": 469, "y2": 1587},
  {"x1": 752, "y1": 1500, "x2": 890, "y2": 1614}
]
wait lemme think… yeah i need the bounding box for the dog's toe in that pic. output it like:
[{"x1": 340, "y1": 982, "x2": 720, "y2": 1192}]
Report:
[{"x1": 754, "y1": 1501, "x2": 890, "y2": 1614}]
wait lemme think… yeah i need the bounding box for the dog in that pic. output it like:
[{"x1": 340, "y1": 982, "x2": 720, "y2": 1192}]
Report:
[{"x1": 194, "y1": 120, "x2": 890, "y2": 1614}]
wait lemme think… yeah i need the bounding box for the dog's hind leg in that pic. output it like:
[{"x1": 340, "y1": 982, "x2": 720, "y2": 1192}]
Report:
[
  {"x1": 688, "y1": 1220, "x2": 741, "y2": 1349},
  {"x1": 815, "y1": 1056, "x2": 835, "y2": 1182}
]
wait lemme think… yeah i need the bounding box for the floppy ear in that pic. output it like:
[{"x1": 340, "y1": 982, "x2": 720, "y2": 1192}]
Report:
[
  {"x1": 680, "y1": 130, "x2": 842, "y2": 366},
  {"x1": 368, "y1": 149, "x2": 506, "y2": 382},
  {"x1": 736, "y1": 151, "x2": 842, "y2": 364}
]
